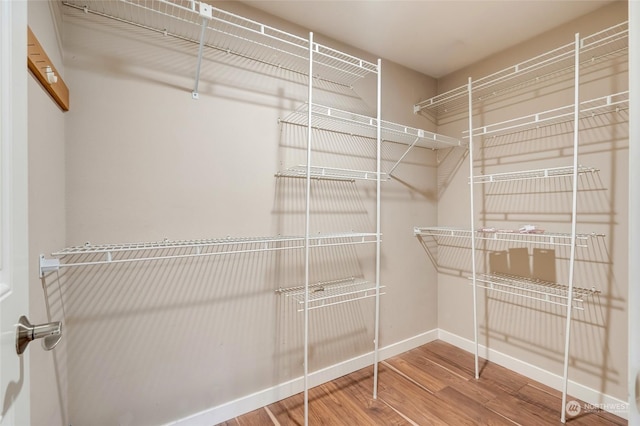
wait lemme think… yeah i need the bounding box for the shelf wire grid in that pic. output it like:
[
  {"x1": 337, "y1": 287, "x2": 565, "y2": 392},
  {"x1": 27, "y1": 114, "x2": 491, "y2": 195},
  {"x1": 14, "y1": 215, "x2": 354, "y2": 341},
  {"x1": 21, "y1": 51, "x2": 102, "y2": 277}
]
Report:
[
  {"x1": 414, "y1": 226, "x2": 602, "y2": 248},
  {"x1": 470, "y1": 165, "x2": 599, "y2": 184},
  {"x1": 275, "y1": 165, "x2": 388, "y2": 182},
  {"x1": 473, "y1": 272, "x2": 600, "y2": 310},
  {"x1": 463, "y1": 91, "x2": 629, "y2": 139},
  {"x1": 50, "y1": 233, "x2": 380, "y2": 268},
  {"x1": 62, "y1": 0, "x2": 378, "y2": 86},
  {"x1": 415, "y1": 21, "x2": 628, "y2": 117},
  {"x1": 276, "y1": 277, "x2": 384, "y2": 311},
  {"x1": 279, "y1": 103, "x2": 463, "y2": 148}
]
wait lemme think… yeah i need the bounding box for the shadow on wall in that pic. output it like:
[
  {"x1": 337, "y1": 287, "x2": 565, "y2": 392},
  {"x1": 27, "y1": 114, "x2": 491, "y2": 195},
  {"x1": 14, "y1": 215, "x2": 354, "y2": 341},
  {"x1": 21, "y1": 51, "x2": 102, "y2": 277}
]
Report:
[
  {"x1": 436, "y1": 146, "x2": 468, "y2": 201},
  {"x1": 39, "y1": 173, "x2": 381, "y2": 424},
  {"x1": 63, "y1": 5, "x2": 375, "y2": 115},
  {"x1": 415, "y1": 104, "x2": 628, "y2": 399},
  {"x1": 41, "y1": 272, "x2": 69, "y2": 425},
  {"x1": 40, "y1": 242, "x2": 376, "y2": 424}
]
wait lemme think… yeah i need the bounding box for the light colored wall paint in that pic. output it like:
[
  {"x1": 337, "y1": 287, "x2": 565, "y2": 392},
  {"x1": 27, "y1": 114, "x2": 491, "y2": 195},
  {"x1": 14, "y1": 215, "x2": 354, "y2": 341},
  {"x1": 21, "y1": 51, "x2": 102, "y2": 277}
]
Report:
[
  {"x1": 628, "y1": 1, "x2": 639, "y2": 423},
  {"x1": 436, "y1": 1, "x2": 629, "y2": 408},
  {"x1": 27, "y1": 1, "x2": 68, "y2": 425},
  {"x1": 60, "y1": 3, "x2": 439, "y2": 424}
]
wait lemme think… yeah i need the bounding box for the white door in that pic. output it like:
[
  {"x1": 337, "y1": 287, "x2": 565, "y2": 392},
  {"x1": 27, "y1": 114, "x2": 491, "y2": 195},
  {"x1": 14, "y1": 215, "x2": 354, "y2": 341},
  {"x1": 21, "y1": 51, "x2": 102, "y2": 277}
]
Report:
[{"x1": 0, "y1": 0, "x2": 30, "y2": 424}]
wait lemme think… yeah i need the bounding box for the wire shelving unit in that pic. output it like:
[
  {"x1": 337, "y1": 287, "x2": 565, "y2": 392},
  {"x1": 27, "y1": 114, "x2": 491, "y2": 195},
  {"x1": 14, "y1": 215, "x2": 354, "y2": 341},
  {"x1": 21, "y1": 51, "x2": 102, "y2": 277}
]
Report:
[
  {"x1": 413, "y1": 21, "x2": 628, "y2": 118},
  {"x1": 279, "y1": 103, "x2": 462, "y2": 149},
  {"x1": 414, "y1": 226, "x2": 602, "y2": 248},
  {"x1": 413, "y1": 20, "x2": 628, "y2": 424},
  {"x1": 472, "y1": 273, "x2": 599, "y2": 310},
  {"x1": 275, "y1": 165, "x2": 388, "y2": 182},
  {"x1": 276, "y1": 277, "x2": 385, "y2": 312},
  {"x1": 277, "y1": 102, "x2": 462, "y2": 180},
  {"x1": 40, "y1": 232, "x2": 380, "y2": 274},
  {"x1": 462, "y1": 91, "x2": 629, "y2": 139},
  {"x1": 62, "y1": 0, "x2": 378, "y2": 96},
  {"x1": 471, "y1": 165, "x2": 599, "y2": 184},
  {"x1": 57, "y1": 2, "x2": 388, "y2": 425}
]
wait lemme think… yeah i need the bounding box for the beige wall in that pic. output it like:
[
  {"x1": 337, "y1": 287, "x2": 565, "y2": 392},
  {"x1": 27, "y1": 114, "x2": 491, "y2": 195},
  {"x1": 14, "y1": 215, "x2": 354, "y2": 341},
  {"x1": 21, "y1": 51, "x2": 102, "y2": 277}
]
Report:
[
  {"x1": 57, "y1": 2, "x2": 439, "y2": 424},
  {"x1": 31, "y1": 1, "x2": 629, "y2": 423},
  {"x1": 27, "y1": 1, "x2": 68, "y2": 425},
  {"x1": 435, "y1": 1, "x2": 629, "y2": 403},
  {"x1": 628, "y1": 1, "x2": 639, "y2": 422}
]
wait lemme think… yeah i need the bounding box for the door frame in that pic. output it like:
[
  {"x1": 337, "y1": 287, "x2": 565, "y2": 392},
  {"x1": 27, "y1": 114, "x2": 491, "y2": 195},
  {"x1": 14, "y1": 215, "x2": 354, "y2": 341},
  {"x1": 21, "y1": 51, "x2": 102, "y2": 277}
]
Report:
[{"x1": 0, "y1": 0, "x2": 30, "y2": 424}]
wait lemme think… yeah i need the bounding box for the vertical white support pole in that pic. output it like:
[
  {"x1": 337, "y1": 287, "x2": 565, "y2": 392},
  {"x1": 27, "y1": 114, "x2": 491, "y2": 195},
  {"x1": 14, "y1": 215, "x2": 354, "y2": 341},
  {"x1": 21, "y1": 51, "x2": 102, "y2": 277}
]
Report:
[
  {"x1": 560, "y1": 33, "x2": 580, "y2": 424},
  {"x1": 628, "y1": 2, "x2": 640, "y2": 424},
  {"x1": 468, "y1": 78, "x2": 479, "y2": 380},
  {"x1": 373, "y1": 58, "x2": 382, "y2": 399},
  {"x1": 303, "y1": 31, "x2": 314, "y2": 426}
]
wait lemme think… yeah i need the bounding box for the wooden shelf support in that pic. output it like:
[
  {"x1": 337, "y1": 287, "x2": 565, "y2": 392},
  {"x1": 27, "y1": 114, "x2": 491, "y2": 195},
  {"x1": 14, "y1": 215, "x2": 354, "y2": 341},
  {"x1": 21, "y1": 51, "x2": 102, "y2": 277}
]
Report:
[{"x1": 27, "y1": 26, "x2": 69, "y2": 111}]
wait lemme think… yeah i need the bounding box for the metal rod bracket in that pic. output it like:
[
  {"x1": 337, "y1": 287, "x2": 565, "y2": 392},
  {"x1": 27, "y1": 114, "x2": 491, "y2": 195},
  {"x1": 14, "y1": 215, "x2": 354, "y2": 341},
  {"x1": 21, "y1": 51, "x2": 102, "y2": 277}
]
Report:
[{"x1": 39, "y1": 254, "x2": 60, "y2": 278}]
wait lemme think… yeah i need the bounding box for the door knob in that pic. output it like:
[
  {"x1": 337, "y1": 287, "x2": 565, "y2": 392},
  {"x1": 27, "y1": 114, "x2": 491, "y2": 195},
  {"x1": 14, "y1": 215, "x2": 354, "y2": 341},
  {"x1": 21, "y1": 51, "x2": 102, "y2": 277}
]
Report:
[{"x1": 15, "y1": 315, "x2": 62, "y2": 355}]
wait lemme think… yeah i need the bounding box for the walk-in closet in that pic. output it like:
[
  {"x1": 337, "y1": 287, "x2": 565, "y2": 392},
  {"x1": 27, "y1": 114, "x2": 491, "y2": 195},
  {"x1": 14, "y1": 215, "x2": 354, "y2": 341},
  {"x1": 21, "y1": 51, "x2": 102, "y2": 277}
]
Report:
[{"x1": 5, "y1": 0, "x2": 637, "y2": 425}]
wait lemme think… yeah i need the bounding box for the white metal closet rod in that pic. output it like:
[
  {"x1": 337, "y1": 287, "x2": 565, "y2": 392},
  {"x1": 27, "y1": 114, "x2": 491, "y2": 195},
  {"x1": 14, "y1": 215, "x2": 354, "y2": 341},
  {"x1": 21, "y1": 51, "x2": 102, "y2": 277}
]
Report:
[
  {"x1": 303, "y1": 31, "x2": 313, "y2": 426},
  {"x1": 560, "y1": 33, "x2": 581, "y2": 425},
  {"x1": 373, "y1": 58, "x2": 382, "y2": 399},
  {"x1": 468, "y1": 77, "x2": 479, "y2": 380}
]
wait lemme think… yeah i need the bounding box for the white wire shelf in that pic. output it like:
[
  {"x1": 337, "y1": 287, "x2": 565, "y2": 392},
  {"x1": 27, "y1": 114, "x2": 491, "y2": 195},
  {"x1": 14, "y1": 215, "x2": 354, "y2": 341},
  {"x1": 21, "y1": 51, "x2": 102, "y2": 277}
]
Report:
[
  {"x1": 41, "y1": 233, "x2": 380, "y2": 274},
  {"x1": 276, "y1": 277, "x2": 384, "y2": 311},
  {"x1": 463, "y1": 92, "x2": 629, "y2": 139},
  {"x1": 279, "y1": 103, "x2": 463, "y2": 149},
  {"x1": 470, "y1": 165, "x2": 599, "y2": 184},
  {"x1": 413, "y1": 226, "x2": 602, "y2": 248},
  {"x1": 472, "y1": 273, "x2": 599, "y2": 310},
  {"x1": 414, "y1": 21, "x2": 628, "y2": 116},
  {"x1": 275, "y1": 165, "x2": 388, "y2": 182},
  {"x1": 62, "y1": 0, "x2": 378, "y2": 86}
]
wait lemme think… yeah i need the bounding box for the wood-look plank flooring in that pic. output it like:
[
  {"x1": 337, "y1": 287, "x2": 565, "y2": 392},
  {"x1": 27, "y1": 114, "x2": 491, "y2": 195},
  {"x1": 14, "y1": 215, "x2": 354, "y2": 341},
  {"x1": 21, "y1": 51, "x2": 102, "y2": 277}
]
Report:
[{"x1": 218, "y1": 340, "x2": 627, "y2": 425}]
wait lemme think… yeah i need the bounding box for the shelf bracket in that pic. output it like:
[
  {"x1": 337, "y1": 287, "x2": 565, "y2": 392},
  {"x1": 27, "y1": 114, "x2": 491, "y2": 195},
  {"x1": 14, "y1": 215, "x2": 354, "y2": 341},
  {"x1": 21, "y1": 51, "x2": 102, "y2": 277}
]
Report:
[
  {"x1": 192, "y1": 2, "x2": 212, "y2": 100},
  {"x1": 39, "y1": 254, "x2": 60, "y2": 278},
  {"x1": 387, "y1": 136, "x2": 421, "y2": 177}
]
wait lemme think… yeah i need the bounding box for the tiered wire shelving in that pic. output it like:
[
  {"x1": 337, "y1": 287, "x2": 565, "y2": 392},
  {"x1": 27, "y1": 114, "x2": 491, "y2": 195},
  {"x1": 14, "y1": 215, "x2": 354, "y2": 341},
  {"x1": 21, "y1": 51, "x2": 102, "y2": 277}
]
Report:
[
  {"x1": 414, "y1": 21, "x2": 628, "y2": 118},
  {"x1": 472, "y1": 273, "x2": 599, "y2": 310},
  {"x1": 276, "y1": 102, "x2": 462, "y2": 181},
  {"x1": 61, "y1": 0, "x2": 378, "y2": 96},
  {"x1": 276, "y1": 277, "x2": 386, "y2": 312},
  {"x1": 463, "y1": 91, "x2": 629, "y2": 139},
  {"x1": 39, "y1": 233, "x2": 380, "y2": 275},
  {"x1": 55, "y1": 1, "x2": 461, "y2": 425},
  {"x1": 413, "y1": 20, "x2": 628, "y2": 424},
  {"x1": 414, "y1": 226, "x2": 602, "y2": 248}
]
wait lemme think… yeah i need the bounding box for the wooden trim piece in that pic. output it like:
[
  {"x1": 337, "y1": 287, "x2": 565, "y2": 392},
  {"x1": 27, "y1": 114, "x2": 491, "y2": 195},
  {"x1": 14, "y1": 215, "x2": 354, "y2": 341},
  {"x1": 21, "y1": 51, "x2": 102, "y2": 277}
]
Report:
[{"x1": 27, "y1": 26, "x2": 69, "y2": 111}]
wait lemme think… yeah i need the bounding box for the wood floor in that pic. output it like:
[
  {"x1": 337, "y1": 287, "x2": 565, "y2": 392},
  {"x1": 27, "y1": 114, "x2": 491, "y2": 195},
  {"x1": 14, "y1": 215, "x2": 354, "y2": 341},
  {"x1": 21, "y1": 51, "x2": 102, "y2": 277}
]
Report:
[{"x1": 218, "y1": 340, "x2": 626, "y2": 425}]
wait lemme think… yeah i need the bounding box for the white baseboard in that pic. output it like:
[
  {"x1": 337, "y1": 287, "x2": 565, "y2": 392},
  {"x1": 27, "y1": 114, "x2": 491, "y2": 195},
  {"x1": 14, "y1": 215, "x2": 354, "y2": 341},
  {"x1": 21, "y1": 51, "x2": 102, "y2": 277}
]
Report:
[
  {"x1": 169, "y1": 328, "x2": 628, "y2": 424},
  {"x1": 437, "y1": 329, "x2": 629, "y2": 420},
  {"x1": 169, "y1": 329, "x2": 438, "y2": 425}
]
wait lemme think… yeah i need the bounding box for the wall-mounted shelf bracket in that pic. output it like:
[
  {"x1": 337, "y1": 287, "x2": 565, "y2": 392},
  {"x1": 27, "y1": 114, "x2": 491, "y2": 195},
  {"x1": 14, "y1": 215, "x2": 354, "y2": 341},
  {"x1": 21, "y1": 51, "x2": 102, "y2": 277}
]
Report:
[
  {"x1": 192, "y1": 2, "x2": 212, "y2": 99},
  {"x1": 39, "y1": 254, "x2": 60, "y2": 278},
  {"x1": 388, "y1": 136, "x2": 421, "y2": 176}
]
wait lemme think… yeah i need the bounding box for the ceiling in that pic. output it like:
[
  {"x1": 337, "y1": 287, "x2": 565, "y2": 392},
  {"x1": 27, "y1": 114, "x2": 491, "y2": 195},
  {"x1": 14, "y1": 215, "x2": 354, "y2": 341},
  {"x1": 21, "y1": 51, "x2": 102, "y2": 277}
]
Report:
[{"x1": 240, "y1": 0, "x2": 617, "y2": 78}]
